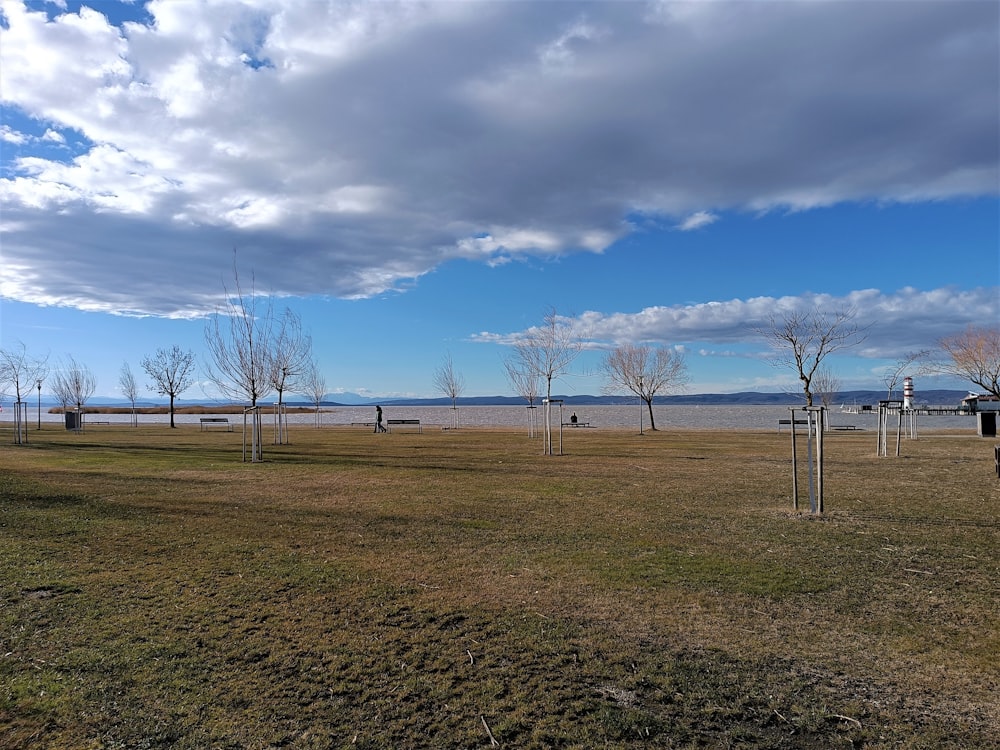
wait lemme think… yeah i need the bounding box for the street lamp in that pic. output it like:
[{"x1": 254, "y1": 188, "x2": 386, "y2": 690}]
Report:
[{"x1": 36, "y1": 379, "x2": 42, "y2": 430}]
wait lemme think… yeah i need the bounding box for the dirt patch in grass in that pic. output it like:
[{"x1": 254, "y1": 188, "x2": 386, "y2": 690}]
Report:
[{"x1": 1, "y1": 426, "x2": 997, "y2": 747}]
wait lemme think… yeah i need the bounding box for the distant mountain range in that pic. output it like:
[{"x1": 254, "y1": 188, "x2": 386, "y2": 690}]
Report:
[
  {"x1": 332, "y1": 389, "x2": 972, "y2": 407},
  {"x1": 64, "y1": 389, "x2": 973, "y2": 408}
]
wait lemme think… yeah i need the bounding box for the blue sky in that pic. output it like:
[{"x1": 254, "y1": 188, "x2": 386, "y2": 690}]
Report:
[{"x1": 1, "y1": 0, "x2": 998, "y2": 402}]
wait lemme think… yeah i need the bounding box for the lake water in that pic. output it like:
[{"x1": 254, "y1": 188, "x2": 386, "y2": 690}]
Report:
[{"x1": 10, "y1": 404, "x2": 977, "y2": 432}]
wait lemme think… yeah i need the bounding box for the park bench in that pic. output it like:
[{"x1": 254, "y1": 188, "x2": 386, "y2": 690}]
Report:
[
  {"x1": 387, "y1": 419, "x2": 421, "y2": 433},
  {"x1": 562, "y1": 421, "x2": 592, "y2": 428},
  {"x1": 777, "y1": 419, "x2": 809, "y2": 432},
  {"x1": 831, "y1": 425, "x2": 860, "y2": 431},
  {"x1": 200, "y1": 417, "x2": 232, "y2": 432}
]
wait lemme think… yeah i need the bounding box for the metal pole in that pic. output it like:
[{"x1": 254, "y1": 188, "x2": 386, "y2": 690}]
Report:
[{"x1": 36, "y1": 380, "x2": 42, "y2": 430}]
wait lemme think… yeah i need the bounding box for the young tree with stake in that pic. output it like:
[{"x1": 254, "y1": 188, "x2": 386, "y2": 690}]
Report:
[
  {"x1": 301, "y1": 360, "x2": 327, "y2": 428},
  {"x1": 761, "y1": 308, "x2": 868, "y2": 407},
  {"x1": 433, "y1": 353, "x2": 465, "y2": 429},
  {"x1": 267, "y1": 308, "x2": 313, "y2": 444},
  {"x1": 119, "y1": 362, "x2": 140, "y2": 427},
  {"x1": 507, "y1": 308, "x2": 582, "y2": 454}
]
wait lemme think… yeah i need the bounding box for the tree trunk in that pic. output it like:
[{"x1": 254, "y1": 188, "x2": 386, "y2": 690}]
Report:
[
  {"x1": 169, "y1": 394, "x2": 176, "y2": 428},
  {"x1": 646, "y1": 399, "x2": 657, "y2": 430}
]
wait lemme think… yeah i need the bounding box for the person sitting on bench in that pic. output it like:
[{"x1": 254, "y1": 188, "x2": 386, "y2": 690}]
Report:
[{"x1": 570, "y1": 413, "x2": 578, "y2": 424}]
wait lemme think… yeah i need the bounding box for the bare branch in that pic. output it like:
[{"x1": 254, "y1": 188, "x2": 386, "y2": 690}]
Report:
[
  {"x1": 141, "y1": 345, "x2": 196, "y2": 428},
  {"x1": 300, "y1": 360, "x2": 327, "y2": 427},
  {"x1": 933, "y1": 326, "x2": 1000, "y2": 399},
  {"x1": 760, "y1": 308, "x2": 868, "y2": 406},
  {"x1": 811, "y1": 367, "x2": 841, "y2": 409},
  {"x1": 119, "y1": 362, "x2": 140, "y2": 427},
  {"x1": 881, "y1": 350, "x2": 930, "y2": 400},
  {"x1": 602, "y1": 343, "x2": 688, "y2": 430},
  {"x1": 509, "y1": 307, "x2": 582, "y2": 400},
  {"x1": 203, "y1": 261, "x2": 275, "y2": 407},
  {"x1": 267, "y1": 308, "x2": 313, "y2": 407},
  {"x1": 433, "y1": 353, "x2": 465, "y2": 428},
  {"x1": 50, "y1": 356, "x2": 97, "y2": 411},
  {"x1": 0, "y1": 341, "x2": 49, "y2": 403},
  {"x1": 503, "y1": 356, "x2": 540, "y2": 406}
]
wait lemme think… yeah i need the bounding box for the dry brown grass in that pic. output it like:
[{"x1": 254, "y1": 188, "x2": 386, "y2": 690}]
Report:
[{"x1": 1, "y1": 424, "x2": 997, "y2": 748}]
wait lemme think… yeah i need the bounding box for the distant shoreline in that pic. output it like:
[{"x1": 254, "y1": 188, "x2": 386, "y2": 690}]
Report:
[
  {"x1": 37, "y1": 388, "x2": 972, "y2": 411},
  {"x1": 48, "y1": 405, "x2": 322, "y2": 415}
]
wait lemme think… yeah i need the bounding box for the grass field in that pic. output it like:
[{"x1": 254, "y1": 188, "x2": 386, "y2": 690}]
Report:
[{"x1": 1, "y1": 423, "x2": 997, "y2": 749}]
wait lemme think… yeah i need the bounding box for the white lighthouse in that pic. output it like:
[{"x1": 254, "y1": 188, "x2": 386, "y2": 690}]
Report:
[{"x1": 903, "y1": 376, "x2": 914, "y2": 410}]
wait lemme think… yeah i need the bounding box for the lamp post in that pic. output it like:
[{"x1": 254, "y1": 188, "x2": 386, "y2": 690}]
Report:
[{"x1": 36, "y1": 379, "x2": 42, "y2": 430}]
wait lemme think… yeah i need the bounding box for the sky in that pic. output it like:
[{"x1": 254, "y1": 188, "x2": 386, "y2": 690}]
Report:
[{"x1": 1, "y1": 0, "x2": 998, "y2": 403}]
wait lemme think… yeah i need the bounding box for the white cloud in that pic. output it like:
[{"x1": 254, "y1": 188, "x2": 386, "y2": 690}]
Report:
[
  {"x1": 0, "y1": 0, "x2": 996, "y2": 315},
  {"x1": 484, "y1": 286, "x2": 999, "y2": 360},
  {"x1": 677, "y1": 211, "x2": 718, "y2": 231},
  {"x1": 0, "y1": 125, "x2": 27, "y2": 144}
]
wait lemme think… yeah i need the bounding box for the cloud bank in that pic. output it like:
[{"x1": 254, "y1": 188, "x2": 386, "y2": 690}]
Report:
[
  {"x1": 1, "y1": 0, "x2": 996, "y2": 316},
  {"x1": 476, "y1": 287, "x2": 999, "y2": 361}
]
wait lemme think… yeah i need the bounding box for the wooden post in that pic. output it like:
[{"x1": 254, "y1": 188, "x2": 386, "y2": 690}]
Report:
[
  {"x1": 814, "y1": 406, "x2": 824, "y2": 514},
  {"x1": 790, "y1": 408, "x2": 799, "y2": 511},
  {"x1": 895, "y1": 406, "x2": 903, "y2": 457},
  {"x1": 806, "y1": 410, "x2": 816, "y2": 513},
  {"x1": 243, "y1": 406, "x2": 263, "y2": 463}
]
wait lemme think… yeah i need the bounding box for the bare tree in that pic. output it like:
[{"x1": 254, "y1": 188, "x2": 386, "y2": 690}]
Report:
[
  {"x1": 508, "y1": 308, "x2": 582, "y2": 453},
  {"x1": 51, "y1": 356, "x2": 97, "y2": 414},
  {"x1": 503, "y1": 356, "x2": 540, "y2": 407},
  {"x1": 0, "y1": 342, "x2": 48, "y2": 443},
  {"x1": 811, "y1": 366, "x2": 841, "y2": 410},
  {"x1": 602, "y1": 343, "x2": 688, "y2": 431},
  {"x1": 761, "y1": 308, "x2": 868, "y2": 406},
  {"x1": 503, "y1": 355, "x2": 541, "y2": 437},
  {"x1": 142, "y1": 346, "x2": 196, "y2": 428},
  {"x1": 267, "y1": 308, "x2": 313, "y2": 443},
  {"x1": 511, "y1": 308, "x2": 582, "y2": 401},
  {"x1": 934, "y1": 326, "x2": 1000, "y2": 399},
  {"x1": 433, "y1": 352, "x2": 465, "y2": 428},
  {"x1": 203, "y1": 262, "x2": 278, "y2": 461},
  {"x1": 301, "y1": 360, "x2": 327, "y2": 427},
  {"x1": 882, "y1": 350, "x2": 931, "y2": 400},
  {"x1": 119, "y1": 362, "x2": 140, "y2": 427},
  {"x1": 203, "y1": 264, "x2": 275, "y2": 408}
]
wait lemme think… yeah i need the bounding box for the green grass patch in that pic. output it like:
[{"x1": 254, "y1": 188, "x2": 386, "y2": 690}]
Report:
[{"x1": 1, "y1": 424, "x2": 997, "y2": 747}]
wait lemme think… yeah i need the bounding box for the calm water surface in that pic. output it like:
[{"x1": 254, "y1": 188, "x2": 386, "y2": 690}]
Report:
[{"x1": 15, "y1": 404, "x2": 976, "y2": 432}]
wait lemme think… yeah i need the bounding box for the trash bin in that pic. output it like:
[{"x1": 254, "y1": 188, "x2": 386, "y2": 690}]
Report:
[
  {"x1": 65, "y1": 411, "x2": 80, "y2": 431},
  {"x1": 977, "y1": 412, "x2": 997, "y2": 438}
]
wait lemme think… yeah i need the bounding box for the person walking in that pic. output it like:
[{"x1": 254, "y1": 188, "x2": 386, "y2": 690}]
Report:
[{"x1": 375, "y1": 405, "x2": 387, "y2": 433}]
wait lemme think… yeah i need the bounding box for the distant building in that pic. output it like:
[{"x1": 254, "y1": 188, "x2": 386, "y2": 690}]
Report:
[{"x1": 962, "y1": 393, "x2": 1000, "y2": 414}]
